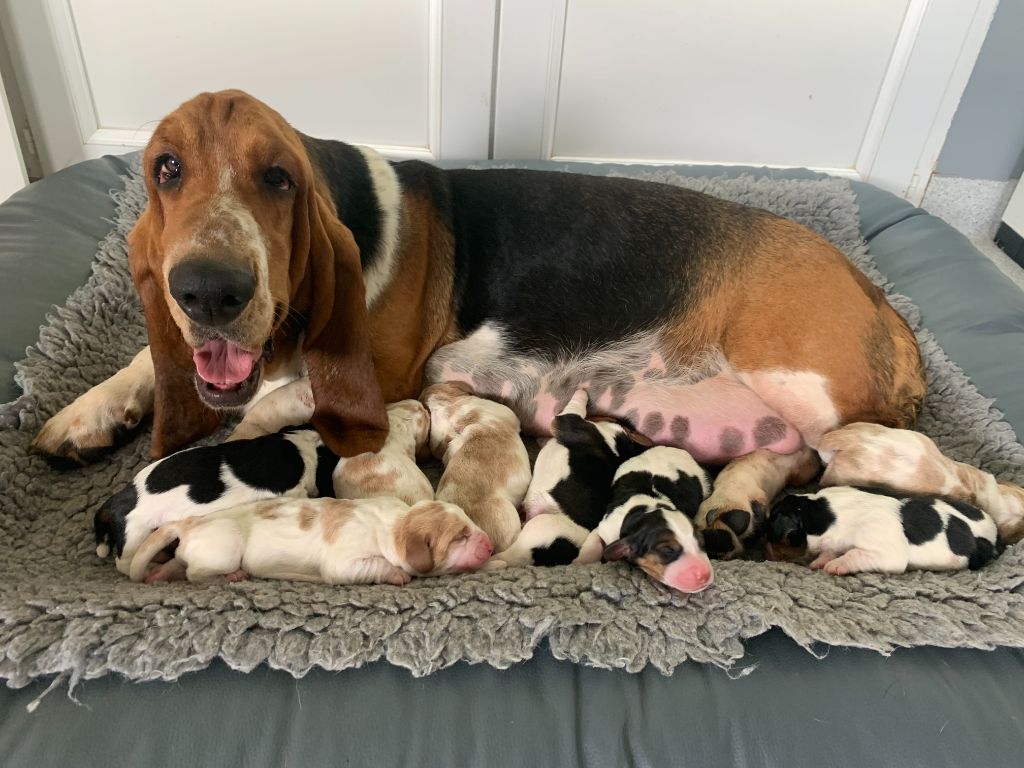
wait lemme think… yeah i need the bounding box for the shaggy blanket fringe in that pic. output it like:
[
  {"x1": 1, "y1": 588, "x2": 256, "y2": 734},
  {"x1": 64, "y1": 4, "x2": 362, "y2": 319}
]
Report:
[{"x1": 1, "y1": 162, "x2": 1023, "y2": 691}]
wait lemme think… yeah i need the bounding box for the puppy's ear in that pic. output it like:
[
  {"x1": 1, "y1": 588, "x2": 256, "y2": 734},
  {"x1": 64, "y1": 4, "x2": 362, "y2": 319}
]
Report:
[
  {"x1": 128, "y1": 208, "x2": 221, "y2": 458},
  {"x1": 602, "y1": 538, "x2": 634, "y2": 562},
  {"x1": 551, "y1": 414, "x2": 603, "y2": 450},
  {"x1": 404, "y1": 530, "x2": 435, "y2": 574},
  {"x1": 292, "y1": 184, "x2": 388, "y2": 458},
  {"x1": 622, "y1": 426, "x2": 655, "y2": 448}
]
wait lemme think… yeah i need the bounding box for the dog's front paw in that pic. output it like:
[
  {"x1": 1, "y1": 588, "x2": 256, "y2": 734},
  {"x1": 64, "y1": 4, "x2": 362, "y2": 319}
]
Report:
[{"x1": 31, "y1": 388, "x2": 150, "y2": 467}]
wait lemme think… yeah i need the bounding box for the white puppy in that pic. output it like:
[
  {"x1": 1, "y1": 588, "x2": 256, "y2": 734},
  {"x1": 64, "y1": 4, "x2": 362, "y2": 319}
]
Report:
[
  {"x1": 129, "y1": 497, "x2": 494, "y2": 585},
  {"x1": 333, "y1": 400, "x2": 434, "y2": 505},
  {"x1": 421, "y1": 382, "x2": 530, "y2": 552}
]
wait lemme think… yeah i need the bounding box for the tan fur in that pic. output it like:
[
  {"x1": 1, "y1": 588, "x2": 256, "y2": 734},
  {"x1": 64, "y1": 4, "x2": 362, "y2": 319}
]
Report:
[
  {"x1": 367, "y1": 194, "x2": 457, "y2": 402},
  {"x1": 333, "y1": 399, "x2": 433, "y2": 506},
  {"x1": 390, "y1": 501, "x2": 473, "y2": 575},
  {"x1": 320, "y1": 500, "x2": 355, "y2": 544},
  {"x1": 661, "y1": 215, "x2": 925, "y2": 441},
  {"x1": 819, "y1": 422, "x2": 1024, "y2": 542},
  {"x1": 698, "y1": 446, "x2": 821, "y2": 557},
  {"x1": 422, "y1": 383, "x2": 530, "y2": 551}
]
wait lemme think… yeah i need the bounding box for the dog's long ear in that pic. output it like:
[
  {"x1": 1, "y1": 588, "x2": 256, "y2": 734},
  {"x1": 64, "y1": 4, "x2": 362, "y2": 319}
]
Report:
[
  {"x1": 127, "y1": 208, "x2": 221, "y2": 458},
  {"x1": 292, "y1": 185, "x2": 388, "y2": 457}
]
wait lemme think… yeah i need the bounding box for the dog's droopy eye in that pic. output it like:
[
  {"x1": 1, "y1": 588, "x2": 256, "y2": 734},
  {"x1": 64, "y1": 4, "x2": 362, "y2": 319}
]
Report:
[
  {"x1": 155, "y1": 155, "x2": 181, "y2": 185},
  {"x1": 263, "y1": 166, "x2": 294, "y2": 191}
]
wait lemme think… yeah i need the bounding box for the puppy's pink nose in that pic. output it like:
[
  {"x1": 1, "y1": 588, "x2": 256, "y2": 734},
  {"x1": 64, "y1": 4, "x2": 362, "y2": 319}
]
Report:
[
  {"x1": 472, "y1": 533, "x2": 493, "y2": 560},
  {"x1": 662, "y1": 554, "x2": 714, "y2": 593}
]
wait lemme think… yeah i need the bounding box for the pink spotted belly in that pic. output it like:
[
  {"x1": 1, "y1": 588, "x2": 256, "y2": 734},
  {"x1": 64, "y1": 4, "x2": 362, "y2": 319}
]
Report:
[
  {"x1": 432, "y1": 370, "x2": 798, "y2": 466},
  {"x1": 526, "y1": 374, "x2": 801, "y2": 464},
  {"x1": 427, "y1": 344, "x2": 803, "y2": 464}
]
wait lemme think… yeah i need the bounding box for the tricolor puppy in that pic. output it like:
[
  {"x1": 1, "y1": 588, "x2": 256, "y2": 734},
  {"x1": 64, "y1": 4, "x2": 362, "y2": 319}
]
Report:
[
  {"x1": 95, "y1": 427, "x2": 335, "y2": 576},
  {"x1": 130, "y1": 497, "x2": 493, "y2": 585},
  {"x1": 421, "y1": 382, "x2": 530, "y2": 552},
  {"x1": 766, "y1": 486, "x2": 1002, "y2": 575},
  {"x1": 333, "y1": 400, "x2": 434, "y2": 506},
  {"x1": 490, "y1": 390, "x2": 649, "y2": 567},
  {"x1": 583, "y1": 447, "x2": 715, "y2": 593}
]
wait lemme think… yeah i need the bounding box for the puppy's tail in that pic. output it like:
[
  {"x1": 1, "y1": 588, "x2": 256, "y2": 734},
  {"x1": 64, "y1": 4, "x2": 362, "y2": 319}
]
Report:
[{"x1": 128, "y1": 524, "x2": 185, "y2": 582}]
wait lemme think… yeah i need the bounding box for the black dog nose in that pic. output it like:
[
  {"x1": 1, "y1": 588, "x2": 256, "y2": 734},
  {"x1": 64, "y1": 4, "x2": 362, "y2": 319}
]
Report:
[{"x1": 168, "y1": 259, "x2": 256, "y2": 327}]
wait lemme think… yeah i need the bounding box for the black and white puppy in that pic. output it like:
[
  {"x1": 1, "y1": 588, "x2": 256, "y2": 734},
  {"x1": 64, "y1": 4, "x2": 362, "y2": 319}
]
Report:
[
  {"x1": 578, "y1": 446, "x2": 715, "y2": 592},
  {"x1": 766, "y1": 486, "x2": 1002, "y2": 574},
  {"x1": 94, "y1": 426, "x2": 336, "y2": 575},
  {"x1": 490, "y1": 390, "x2": 648, "y2": 567}
]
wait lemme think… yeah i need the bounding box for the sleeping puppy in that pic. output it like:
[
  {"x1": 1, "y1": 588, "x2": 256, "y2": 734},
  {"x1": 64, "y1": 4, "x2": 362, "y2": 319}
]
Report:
[
  {"x1": 333, "y1": 400, "x2": 434, "y2": 506},
  {"x1": 581, "y1": 447, "x2": 715, "y2": 593},
  {"x1": 521, "y1": 389, "x2": 650, "y2": 523},
  {"x1": 489, "y1": 390, "x2": 649, "y2": 567},
  {"x1": 766, "y1": 486, "x2": 1002, "y2": 574},
  {"x1": 129, "y1": 498, "x2": 493, "y2": 585},
  {"x1": 95, "y1": 426, "x2": 335, "y2": 576},
  {"x1": 421, "y1": 382, "x2": 531, "y2": 552}
]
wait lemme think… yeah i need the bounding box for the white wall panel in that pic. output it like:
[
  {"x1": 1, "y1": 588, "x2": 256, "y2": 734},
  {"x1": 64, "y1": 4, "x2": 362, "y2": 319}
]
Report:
[
  {"x1": 68, "y1": 0, "x2": 430, "y2": 149},
  {"x1": 550, "y1": 0, "x2": 909, "y2": 169}
]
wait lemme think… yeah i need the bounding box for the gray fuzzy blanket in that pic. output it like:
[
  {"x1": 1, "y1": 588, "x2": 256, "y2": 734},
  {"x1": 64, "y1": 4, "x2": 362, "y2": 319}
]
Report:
[{"x1": 2, "y1": 165, "x2": 1023, "y2": 691}]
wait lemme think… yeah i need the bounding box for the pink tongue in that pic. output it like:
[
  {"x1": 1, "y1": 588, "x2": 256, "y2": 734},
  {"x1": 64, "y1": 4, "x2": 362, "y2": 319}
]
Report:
[{"x1": 193, "y1": 340, "x2": 257, "y2": 387}]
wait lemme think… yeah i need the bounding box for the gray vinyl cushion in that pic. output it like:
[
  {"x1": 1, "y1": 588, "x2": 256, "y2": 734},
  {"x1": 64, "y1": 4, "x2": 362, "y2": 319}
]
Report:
[
  {"x1": 0, "y1": 154, "x2": 132, "y2": 403},
  {"x1": 2, "y1": 155, "x2": 1023, "y2": 768}
]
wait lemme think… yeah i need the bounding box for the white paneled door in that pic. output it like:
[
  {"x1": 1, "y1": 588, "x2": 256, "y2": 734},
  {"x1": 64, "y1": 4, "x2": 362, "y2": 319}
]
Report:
[
  {"x1": 40, "y1": 0, "x2": 495, "y2": 162},
  {"x1": 493, "y1": 0, "x2": 999, "y2": 202}
]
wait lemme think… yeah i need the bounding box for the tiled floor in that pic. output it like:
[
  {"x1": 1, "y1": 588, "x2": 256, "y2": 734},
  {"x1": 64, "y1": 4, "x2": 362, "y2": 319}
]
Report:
[
  {"x1": 971, "y1": 237, "x2": 1024, "y2": 293},
  {"x1": 920, "y1": 174, "x2": 1023, "y2": 294}
]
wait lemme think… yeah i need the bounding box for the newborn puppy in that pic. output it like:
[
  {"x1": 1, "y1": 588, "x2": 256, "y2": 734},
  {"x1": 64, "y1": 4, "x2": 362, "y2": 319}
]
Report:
[
  {"x1": 333, "y1": 400, "x2": 434, "y2": 506},
  {"x1": 129, "y1": 498, "x2": 493, "y2": 585},
  {"x1": 521, "y1": 389, "x2": 650, "y2": 523},
  {"x1": 818, "y1": 422, "x2": 1024, "y2": 543},
  {"x1": 583, "y1": 447, "x2": 715, "y2": 593},
  {"x1": 491, "y1": 390, "x2": 649, "y2": 567},
  {"x1": 421, "y1": 382, "x2": 531, "y2": 552},
  {"x1": 766, "y1": 486, "x2": 1002, "y2": 575},
  {"x1": 95, "y1": 427, "x2": 335, "y2": 576}
]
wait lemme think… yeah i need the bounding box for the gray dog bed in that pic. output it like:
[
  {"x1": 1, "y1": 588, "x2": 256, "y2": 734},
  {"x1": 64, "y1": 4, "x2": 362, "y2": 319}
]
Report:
[{"x1": 1, "y1": 164, "x2": 1022, "y2": 692}]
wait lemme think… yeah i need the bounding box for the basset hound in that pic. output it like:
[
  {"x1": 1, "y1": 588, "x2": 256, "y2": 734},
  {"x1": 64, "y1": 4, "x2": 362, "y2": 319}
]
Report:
[{"x1": 32, "y1": 89, "x2": 1021, "y2": 552}]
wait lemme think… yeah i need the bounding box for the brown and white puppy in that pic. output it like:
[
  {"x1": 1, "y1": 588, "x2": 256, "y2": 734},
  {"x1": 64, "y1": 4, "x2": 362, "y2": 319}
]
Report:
[
  {"x1": 421, "y1": 382, "x2": 531, "y2": 552},
  {"x1": 818, "y1": 423, "x2": 1024, "y2": 543},
  {"x1": 766, "y1": 486, "x2": 1001, "y2": 574},
  {"x1": 130, "y1": 497, "x2": 493, "y2": 585},
  {"x1": 333, "y1": 399, "x2": 434, "y2": 506}
]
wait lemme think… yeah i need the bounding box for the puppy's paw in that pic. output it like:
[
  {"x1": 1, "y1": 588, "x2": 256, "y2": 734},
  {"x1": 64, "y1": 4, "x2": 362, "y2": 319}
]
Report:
[
  {"x1": 225, "y1": 569, "x2": 251, "y2": 583},
  {"x1": 697, "y1": 495, "x2": 766, "y2": 559},
  {"x1": 386, "y1": 569, "x2": 413, "y2": 586}
]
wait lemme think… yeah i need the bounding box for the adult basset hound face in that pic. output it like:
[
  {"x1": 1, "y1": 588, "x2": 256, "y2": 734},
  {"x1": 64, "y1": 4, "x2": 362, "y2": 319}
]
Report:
[{"x1": 130, "y1": 89, "x2": 386, "y2": 457}]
